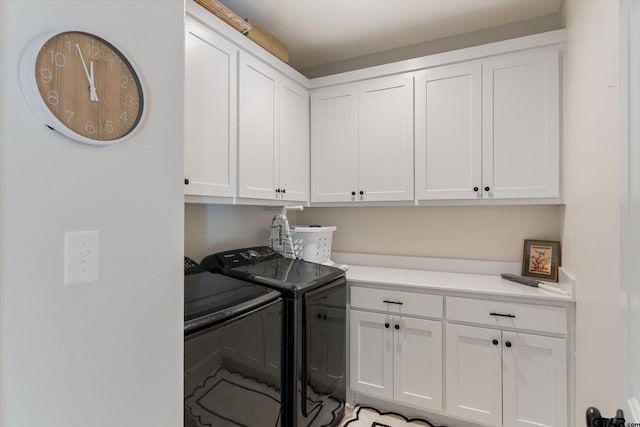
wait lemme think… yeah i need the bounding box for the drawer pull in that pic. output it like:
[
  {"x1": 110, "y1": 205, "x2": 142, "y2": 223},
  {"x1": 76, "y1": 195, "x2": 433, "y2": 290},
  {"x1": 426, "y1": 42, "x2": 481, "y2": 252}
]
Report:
[
  {"x1": 490, "y1": 312, "x2": 516, "y2": 318},
  {"x1": 394, "y1": 324, "x2": 400, "y2": 330},
  {"x1": 383, "y1": 300, "x2": 404, "y2": 305},
  {"x1": 385, "y1": 323, "x2": 390, "y2": 329}
]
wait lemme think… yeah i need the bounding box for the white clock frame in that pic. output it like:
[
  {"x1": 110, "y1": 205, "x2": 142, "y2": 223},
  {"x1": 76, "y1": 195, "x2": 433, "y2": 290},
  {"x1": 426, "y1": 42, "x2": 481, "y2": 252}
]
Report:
[{"x1": 18, "y1": 29, "x2": 146, "y2": 146}]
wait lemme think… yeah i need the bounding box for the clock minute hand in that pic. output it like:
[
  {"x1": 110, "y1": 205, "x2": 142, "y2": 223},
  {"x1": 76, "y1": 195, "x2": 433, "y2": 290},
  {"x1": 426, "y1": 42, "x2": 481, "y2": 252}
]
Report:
[
  {"x1": 89, "y1": 61, "x2": 99, "y2": 102},
  {"x1": 75, "y1": 44, "x2": 98, "y2": 102}
]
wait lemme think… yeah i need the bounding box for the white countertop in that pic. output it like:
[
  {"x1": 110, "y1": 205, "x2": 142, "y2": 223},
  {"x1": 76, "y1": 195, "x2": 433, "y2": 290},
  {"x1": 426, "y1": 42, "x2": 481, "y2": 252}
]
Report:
[{"x1": 345, "y1": 264, "x2": 574, "y2": 302}]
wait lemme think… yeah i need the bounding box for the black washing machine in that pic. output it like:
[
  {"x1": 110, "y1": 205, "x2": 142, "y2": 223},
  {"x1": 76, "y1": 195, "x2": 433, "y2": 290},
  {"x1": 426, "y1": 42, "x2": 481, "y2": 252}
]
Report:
[
  {"x1": 184, "y1": 258, "x2": 283, "y2": 427},
  {"x1": 201, "y1": 247, "x2": 347, "y2": 427}
]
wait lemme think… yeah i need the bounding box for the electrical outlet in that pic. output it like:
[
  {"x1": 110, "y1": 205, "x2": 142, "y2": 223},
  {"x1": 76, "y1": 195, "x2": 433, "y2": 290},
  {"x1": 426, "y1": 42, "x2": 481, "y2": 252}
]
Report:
[{"x1": 64, "y1": 230, "x2": 99, "y2": 285}]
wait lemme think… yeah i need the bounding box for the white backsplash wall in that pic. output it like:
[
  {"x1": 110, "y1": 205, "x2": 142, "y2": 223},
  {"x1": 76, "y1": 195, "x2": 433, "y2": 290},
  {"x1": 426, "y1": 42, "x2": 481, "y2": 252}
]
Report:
[
  {"x1": 185, "y1": 204, "x2": 298, "y2": 262},
  {"x1": 297, "y1": 205, "x2": 564, "y2": 262}
]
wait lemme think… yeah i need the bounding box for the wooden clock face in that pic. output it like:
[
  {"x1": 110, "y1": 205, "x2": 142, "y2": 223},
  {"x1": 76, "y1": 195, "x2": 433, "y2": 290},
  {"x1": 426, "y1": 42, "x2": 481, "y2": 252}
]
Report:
[{"x1": 33, "y1": 31, "x2": 143, "y2": 142}]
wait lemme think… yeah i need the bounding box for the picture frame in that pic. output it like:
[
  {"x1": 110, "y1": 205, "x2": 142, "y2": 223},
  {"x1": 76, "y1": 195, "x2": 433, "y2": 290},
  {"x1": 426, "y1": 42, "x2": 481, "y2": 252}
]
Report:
[{"x1": 522, "y1": 240, "x2": 561, "y2": 282}]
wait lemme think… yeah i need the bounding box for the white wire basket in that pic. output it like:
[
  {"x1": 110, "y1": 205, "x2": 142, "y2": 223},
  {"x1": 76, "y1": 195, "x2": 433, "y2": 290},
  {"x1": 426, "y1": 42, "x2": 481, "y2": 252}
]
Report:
[{"x1": 290, "y1": 225, "x2": 336, "y2": 264}]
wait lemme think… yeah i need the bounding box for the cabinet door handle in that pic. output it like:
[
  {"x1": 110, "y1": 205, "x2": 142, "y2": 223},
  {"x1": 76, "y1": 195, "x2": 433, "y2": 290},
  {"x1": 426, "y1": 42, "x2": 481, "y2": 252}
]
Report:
[
  {"x1": 492, "y1": 339, "x2": 499, "y2": 346},
  {"x1": 282, "y1": 188, "x2": 286, "y2": 194},
  {"x1": 490, "y1": 312, "x2": 516, "y2": 318},
  {"x1": 351, "y1": 191, "x2": 356, "y2": 196},
  {"x1": 383, "y1": 300, "x2": 403, "y2": 305},
  {"x1": 505, "y1": 341, "x2": 512, "y2": 348},
  {"x1": 275, "y1": 188, "x2": 281, "y2": 193},
  {"x1": 359, "y1": 190, "x2": 364, "y2": 195},
  {"x1": 394, "y1": 324, "x2": 400, "y2": 330},
  {"x1": 384, "y1": 322, "x2": 390, "y2": 328},
  {"x1": 473, "y1": 186, "x2": 479, "y2": 192},
  {"x1": 184, "y1": 178, "x2": 190, "y2": 185},
  {"x1": 485, "y1": 186, "x2": 491, "y2": 192}
]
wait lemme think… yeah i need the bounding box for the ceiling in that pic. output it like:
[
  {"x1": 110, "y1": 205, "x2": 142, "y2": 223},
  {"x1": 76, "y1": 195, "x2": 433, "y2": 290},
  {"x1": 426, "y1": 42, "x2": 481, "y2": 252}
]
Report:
[{"x1": 221, "y1": 0, "x2": 563, "y2": 73}]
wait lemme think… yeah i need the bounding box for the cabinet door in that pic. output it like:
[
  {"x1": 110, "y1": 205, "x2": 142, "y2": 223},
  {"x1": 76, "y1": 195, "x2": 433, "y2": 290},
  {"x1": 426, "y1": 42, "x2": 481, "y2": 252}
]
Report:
[
  {"x1": 349, "y1": 310, "x2": 393, "y2": 399},
  {"x1": 238, "y1": 53, "x2": 278, "y2": 200},
  {"x1": 482, "y1": 50, "x2": 560, "y2": 199},
  {"x1": 310, "y1": 85, "x2": 358, "y2": 202},
  {"x1": 279, "y1": 79, "x2": 309, "y2": 202},
  {"x1": 502, "y1": 332, "x2": 567, "y2": 427},
  {"x1": 184, "y1": 20, "x2": 237, "y2": 197},
  {"x1": 446, "y1": 323, "x2": 502, "y2": 427},
  {"x1": 394, "y1": 317, "x2": 443, "y2": 412},
  {"x1": 358, "y1": 75, "x2": 414, "y2": 201},
  {"x1": 415, "y1": 63, "x2": 482, "y2": 200}
]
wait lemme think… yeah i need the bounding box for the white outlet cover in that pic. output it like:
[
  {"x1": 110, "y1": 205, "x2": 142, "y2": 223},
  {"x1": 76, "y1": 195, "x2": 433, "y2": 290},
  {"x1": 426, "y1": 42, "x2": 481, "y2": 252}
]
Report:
[{"x1": 64, "y1": 230, "x2": 100, "y2": 285}]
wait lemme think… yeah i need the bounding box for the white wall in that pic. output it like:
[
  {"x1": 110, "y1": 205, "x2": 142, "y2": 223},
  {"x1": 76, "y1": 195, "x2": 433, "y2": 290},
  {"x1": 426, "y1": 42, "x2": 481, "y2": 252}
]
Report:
[
  {"x1": 301, "y1": 12, "x2": 563, "y2": 78},
  {"x1": 184, "y1": 204, "x2": 298, "y2": 261},
  {"x1": 0, "y1": 2, "x2": 184, "y2": 427},
  {"x1": 297, "y1": 206, "x2": 564, "y2": 262},
  {"x1": 620, "y1": 0, "x2": 640, "y2": 417},
  {"x1": 562, "y1": 0, "x2": 621, "y2": 420}
]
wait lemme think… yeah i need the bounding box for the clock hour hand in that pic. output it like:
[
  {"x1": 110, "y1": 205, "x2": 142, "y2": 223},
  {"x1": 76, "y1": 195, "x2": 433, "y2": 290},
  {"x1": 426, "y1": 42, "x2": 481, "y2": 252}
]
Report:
[{"x1": 75, "y1": 44, "x2": 98, "y2": 102}]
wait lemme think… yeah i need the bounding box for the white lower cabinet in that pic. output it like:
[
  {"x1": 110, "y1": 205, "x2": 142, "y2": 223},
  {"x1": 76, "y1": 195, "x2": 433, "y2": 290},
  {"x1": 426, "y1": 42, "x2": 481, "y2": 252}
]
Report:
[
  {"x1": 446, "y1": 324, "x2": 567, "y2": 427},
  {"x1": 446, "y1": 297, "x2": 568, "y2": 427},
  {"x1": 349, "y1": 287, "x2": 571, "y2": 427},
  {"x1": 502, "y1": 331, "x2": 567, "y2": 427},
  {"x1": 446, "y1": 323, "x2": 503, "y2": 426},
  {"x1": 350, "y1": 287, "x2": 443, "y2": 412}
]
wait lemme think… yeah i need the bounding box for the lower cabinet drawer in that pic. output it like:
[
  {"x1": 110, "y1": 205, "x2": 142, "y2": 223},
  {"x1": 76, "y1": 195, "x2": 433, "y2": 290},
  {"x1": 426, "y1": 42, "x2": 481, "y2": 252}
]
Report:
[
  {"x1": 446, "y1": 296, "x2": 567, "y2": 334},
  {"x1": 351, "y1": 286, "x2": 443, "y2": 318}
]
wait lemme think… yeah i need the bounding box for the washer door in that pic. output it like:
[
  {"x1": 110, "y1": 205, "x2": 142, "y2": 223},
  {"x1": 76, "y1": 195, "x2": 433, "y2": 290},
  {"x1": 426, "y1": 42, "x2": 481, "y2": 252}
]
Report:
[{"x1": 184, "y1": 299, "x2": 282, "y2": 427}]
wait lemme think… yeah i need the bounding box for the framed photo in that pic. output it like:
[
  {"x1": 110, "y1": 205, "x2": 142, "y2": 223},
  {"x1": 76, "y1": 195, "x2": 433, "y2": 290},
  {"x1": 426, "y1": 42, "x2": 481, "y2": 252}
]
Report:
[{"x1": 522, "y1": 240, "x2": 561, "y2": 282}]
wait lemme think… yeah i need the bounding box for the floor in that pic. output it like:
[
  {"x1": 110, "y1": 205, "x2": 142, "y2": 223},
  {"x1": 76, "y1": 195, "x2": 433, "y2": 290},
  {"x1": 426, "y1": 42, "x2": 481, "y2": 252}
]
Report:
[{"x1": 340, "y1": 405, "x2": 354, "y2": 425}]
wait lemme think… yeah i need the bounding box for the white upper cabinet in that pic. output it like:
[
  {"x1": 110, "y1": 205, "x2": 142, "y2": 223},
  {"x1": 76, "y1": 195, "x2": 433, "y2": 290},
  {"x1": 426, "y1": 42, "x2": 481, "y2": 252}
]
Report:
[
  {"x1": 415, "y1": 49, "x2": 560, "y2": 202},
  {"x1": 358, "y1": 76, "x2": 414, "y2": 202},
  {"x1": 184, "y1": 19, "x2": 237, "y2": 197},
  {"x1": 238, "y1": 54, "x2": 277, "y2": 200},
  {"x1": 311, "y1": 75, "x2": 414, "y2": 203},
  {"x1": 279, "y1": 81, "x2": 310, "y2": 202},
  {"x1": 415, "y1": 62, "x2": 482, "y2": 200},
  {"x1": 238, "y1": 53, "x2": 309, "y2": 202},
  {"x1": 310, "y1": 86, "x2": 359, "y2": 202},
  {"x1": 482, "y1": 50, "x2": 560, "y2": 200}
]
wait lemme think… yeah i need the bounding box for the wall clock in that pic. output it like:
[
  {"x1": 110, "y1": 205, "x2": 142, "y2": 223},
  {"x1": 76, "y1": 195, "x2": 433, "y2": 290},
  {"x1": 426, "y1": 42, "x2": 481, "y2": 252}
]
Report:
[{"x1": 19, "y1": 30, "x2": 145, "y2": 145}]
